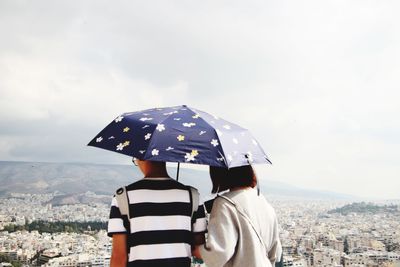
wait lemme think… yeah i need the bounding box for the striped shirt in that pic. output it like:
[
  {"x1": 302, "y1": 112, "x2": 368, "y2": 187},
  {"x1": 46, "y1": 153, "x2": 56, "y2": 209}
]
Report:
[{"x1": 108, "y1": 177, "x2": 207, "y2": 267}]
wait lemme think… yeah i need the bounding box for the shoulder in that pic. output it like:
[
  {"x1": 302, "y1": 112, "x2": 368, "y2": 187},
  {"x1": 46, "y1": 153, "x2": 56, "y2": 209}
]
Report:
[
  {"x1": 122, "y1": 179, "x2": 145, "y2": 190},
  {"x1": 259, "y1": 194, "x2": 278, "y2": 218},
  {"x1": 213, "y1": 195, "x2": 236, "y2": 211},
  {"x1": 170, "y1": 179, "x2": 201, "y2": 193},
  {"x1": 208, "y1": 197, "x2": 240, "y2": 224},
  {"x1": 174, "y1": 179, "x2": 200, "y2": 191},
  {"x1": 125, "y1": 178, "x2": 188, "y2": 190},
  {"x1": 259, "y1": 194, "x2": 275, "y2": 209}
]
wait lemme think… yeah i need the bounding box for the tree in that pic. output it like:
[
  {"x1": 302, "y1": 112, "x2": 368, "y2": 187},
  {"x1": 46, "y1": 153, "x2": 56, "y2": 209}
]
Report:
[{"x1": 344, "y1": 237, "x2": 349, "y2": 254}]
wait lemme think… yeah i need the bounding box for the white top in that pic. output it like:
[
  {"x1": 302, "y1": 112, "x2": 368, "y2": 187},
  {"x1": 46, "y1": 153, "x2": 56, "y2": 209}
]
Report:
[{"x1": 200, "y1": 188, "x2": 280, "y2": 267}]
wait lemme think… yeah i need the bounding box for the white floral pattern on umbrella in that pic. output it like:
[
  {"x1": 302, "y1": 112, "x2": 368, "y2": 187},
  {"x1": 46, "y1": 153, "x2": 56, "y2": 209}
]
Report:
[
  {"x1": 88, "y1": 105, "x2": 271, "y2": 168},
  {"x1": 114, "y1": 116, "x2": 124, "y2": 123},
  {"x1": 183, "y1": 122, "x2": 196, "y2": 127},
  {"x1": 140, "y1": 117, "x2": 153, "y2": 122},
  {"x1": 156, "y1": 124, "x2": 165, "y2": 132},
  {"x1": 185, "y1": 150, "x2": 199, "y2": 162},
  {"x1": 211, "y1": 139, "x2": 219, "y2": 147}
]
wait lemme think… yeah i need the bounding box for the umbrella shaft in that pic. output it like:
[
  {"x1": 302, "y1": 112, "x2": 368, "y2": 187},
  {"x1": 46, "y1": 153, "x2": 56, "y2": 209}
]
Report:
[{"x1": 176, "y1": 162, "x2": 180, "y2": 181}]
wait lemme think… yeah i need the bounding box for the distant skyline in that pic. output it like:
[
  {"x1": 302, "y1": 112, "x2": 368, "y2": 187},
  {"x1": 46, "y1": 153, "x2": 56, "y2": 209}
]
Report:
[{"x1": 0, "y1": 1, "x2": 399, "y2": 199}]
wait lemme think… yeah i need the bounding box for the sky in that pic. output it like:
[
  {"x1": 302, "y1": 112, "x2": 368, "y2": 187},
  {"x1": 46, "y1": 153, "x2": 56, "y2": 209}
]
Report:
[{"x1": 0, "y1": 0, "x2": 399, "y2": 199}]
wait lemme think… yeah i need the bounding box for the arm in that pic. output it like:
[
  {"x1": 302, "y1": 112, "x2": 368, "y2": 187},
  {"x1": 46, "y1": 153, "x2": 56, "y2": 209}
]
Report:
[
  {"x1": 192, "y1": 233, "x2": 205, "y2": 259},
  {"x1": 268, "y1": 216, "x2": 281, "y2": 265},
  {"x1": 108, "y1": 196, "x2": 129, "y2": 267},
  {"x1": 191, "y1": 204, "x2": 207, "y2": 258},
  {"x1": 268, "y1": 239, "x2": 278, "y2": 265},
  {"x1": 110, "y1": 233, "x2": 128, "y2": 267},
  {"x1": 198, "y1": 199, "x2": 238, "y2": 266}
]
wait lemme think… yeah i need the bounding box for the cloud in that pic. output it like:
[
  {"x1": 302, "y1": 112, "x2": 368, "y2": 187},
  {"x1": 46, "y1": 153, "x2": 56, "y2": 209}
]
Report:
[{"x1": 0, "y1": 0, "x2": 399, "y2": 198}]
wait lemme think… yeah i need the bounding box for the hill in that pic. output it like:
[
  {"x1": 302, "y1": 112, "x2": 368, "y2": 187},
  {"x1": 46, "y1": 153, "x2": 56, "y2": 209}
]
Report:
[
  {"x1": 0, "y1": 161, "x2": 355, "y2": 201},
  {"x1": 328, "y1": 202, "x2": 399, "y2": 215}
]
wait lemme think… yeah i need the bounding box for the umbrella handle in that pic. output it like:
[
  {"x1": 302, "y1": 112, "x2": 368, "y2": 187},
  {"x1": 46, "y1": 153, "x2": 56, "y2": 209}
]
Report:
[{"x1": 176, "y1": 162, "x2": 180, "y2": 181}]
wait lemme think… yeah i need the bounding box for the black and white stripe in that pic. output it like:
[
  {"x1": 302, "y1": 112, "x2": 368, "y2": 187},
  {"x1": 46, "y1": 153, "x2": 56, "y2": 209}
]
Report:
[{"x1": 108, "y1": 178, "x2": 206, "y2": 267}]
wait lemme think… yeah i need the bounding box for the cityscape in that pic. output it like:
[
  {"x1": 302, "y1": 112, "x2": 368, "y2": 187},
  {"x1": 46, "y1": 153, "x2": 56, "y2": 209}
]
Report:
[
  {"x1": 1, "y1": 0, "x2": 400, "y2": 266},
  {"x1": 1, "y1": 192, "x2": 399, "y2": 267}
]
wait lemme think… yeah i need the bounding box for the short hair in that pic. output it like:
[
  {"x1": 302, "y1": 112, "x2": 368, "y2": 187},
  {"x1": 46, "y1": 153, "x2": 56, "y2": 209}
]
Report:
[{"x1": 209, "y1": 165, "x2": 257, "y2": 193}]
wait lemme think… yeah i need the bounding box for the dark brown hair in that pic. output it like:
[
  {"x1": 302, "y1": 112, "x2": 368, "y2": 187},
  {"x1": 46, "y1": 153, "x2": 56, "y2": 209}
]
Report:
[{"x1": 209, "y1": 165, "x2": 257, "y2": 193}]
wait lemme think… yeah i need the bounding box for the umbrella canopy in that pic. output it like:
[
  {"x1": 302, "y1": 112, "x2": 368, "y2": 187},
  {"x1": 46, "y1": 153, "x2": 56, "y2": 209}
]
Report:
[{"x1": 88, "y1": 105, "x2": 271, "y2": 168}]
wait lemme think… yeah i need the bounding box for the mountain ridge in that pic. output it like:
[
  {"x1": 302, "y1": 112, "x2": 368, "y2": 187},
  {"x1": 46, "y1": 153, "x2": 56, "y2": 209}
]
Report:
[{"x1": 0, "y1": 161, "x2": 356, "y2": 201}]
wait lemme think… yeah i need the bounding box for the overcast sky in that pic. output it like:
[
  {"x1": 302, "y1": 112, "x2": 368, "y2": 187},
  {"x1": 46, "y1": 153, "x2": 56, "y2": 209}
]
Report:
[{"x1": 1, "y1": 0, "x2": 399, "y2": 199}]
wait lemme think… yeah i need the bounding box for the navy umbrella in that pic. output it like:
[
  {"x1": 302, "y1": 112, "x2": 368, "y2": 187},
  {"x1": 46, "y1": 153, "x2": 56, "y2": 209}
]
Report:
[{"x1": 88, "y1": 105, "x2": 271, "y2": 169}]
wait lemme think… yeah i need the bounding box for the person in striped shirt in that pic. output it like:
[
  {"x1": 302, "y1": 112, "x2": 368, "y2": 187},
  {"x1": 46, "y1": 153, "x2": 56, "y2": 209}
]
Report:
[{"x1": 108, "y1": 158, "x2": 207, "y2": 267}]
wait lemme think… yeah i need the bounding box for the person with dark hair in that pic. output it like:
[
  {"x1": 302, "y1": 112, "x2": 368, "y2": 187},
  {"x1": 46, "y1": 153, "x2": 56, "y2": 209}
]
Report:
[
  {"x1": 108, "y1": 159, "x2": 206, "y2": 267},
  {"x1": 193, "y1": 165, "x2": 281, "y2": 267}
]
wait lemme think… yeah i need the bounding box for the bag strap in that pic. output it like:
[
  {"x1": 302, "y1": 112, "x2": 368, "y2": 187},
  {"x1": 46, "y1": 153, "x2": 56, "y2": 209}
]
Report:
[
  {"x1": 219, "y1": 195, "x2": 267, "y2": 252},
  {"x1": 187, "y1": 186, "x2": 199, "y2": 218},
  {"x1": 115, "y1": 186, "x2": 130, "y2": 219}
]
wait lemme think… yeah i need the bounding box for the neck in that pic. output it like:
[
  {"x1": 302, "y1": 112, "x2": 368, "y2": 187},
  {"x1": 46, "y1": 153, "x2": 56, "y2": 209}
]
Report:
[
  {"x1": 144, "y1": 171, "x2": 170, "y2": 178},
  {"x1": 138, "y1": 161, "x2": 170, "y2": 178}
]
